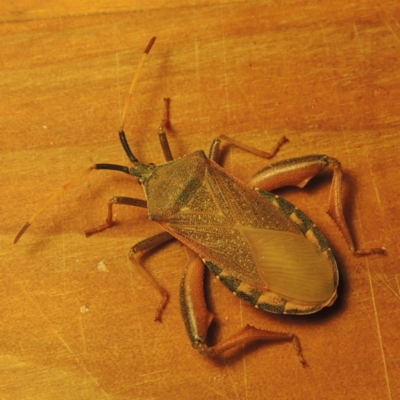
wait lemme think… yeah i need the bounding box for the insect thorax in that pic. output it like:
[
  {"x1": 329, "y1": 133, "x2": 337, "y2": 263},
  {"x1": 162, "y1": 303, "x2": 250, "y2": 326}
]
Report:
[{"x1": 143, "y1": 150, "x2": 209, "y2": 221}]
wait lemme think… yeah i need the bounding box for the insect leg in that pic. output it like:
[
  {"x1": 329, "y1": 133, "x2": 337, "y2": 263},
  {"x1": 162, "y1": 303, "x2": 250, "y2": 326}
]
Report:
[
  {"x1": 129, "y1": 232, "x2": 175, "y2": 321},
  {"x1": 157, "y1": 98, "x2": 174, "y2": 162},
  {"x1": 14, "y1": 163, "x2": 140, "y2": 243},
  {"x1": 180, "y1": 256, "x2": 214, "y2": 348},
  {"x1": 180, "y1": 255, "x2": 307, "y2": 366},
  {"x1": 85, "y1": 196, "x2": 147, "y2": 237},
  {"x1": 249, "y1": 154, "x2": 386, "y2": 256},
  {"x1": 123, "y1": 97, "x2": 173, "y2": 164},
  {"x1": 208, "y1": 135, "x2": 288, "y2": 162},
  {"x1": 325, "y1": 157, "x2": 385, "y2": 256},
  {"x1": 204, "y1": 325, "x2": 307, "y2": 366}
]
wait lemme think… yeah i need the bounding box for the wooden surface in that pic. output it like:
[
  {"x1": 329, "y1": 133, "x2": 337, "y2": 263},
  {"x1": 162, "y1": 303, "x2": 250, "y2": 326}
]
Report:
[{"x1": 1, "y1": 1, "x2": 399, "y2": 399}]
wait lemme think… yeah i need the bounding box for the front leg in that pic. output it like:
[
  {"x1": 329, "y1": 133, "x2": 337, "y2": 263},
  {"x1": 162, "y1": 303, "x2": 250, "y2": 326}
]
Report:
[
  {"x1": 85, "y1": 196, "x2": 147, "y2": 236},
  {"x1": 180, "y1": 256, "x2": 307, "y2": 366},
  {"x1": 249, "y1": 155, "x2": 386, "y2": 256}
]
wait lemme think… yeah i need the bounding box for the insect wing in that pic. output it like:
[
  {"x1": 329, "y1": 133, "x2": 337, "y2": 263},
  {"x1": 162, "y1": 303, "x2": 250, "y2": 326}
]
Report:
[{"x1": 240, "y1": 226, "x2": 336, "y2": 302}]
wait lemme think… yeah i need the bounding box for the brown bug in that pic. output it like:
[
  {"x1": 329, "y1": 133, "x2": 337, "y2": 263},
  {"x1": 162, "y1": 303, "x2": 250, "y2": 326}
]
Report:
[{"x1": 15, "y1": 37, "x2": 385, "y2": 366}]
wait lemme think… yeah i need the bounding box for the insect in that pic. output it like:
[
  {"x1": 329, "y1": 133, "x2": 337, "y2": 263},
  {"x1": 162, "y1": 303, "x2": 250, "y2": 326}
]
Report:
[{"x1": 15, "y1": 37, "x2": 386, "y2": 366}]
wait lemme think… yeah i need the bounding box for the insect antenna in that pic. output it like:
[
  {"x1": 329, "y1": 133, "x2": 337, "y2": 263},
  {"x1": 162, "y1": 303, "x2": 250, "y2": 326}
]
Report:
[
  {"x1": 13, "y1": 167, "x2": 94, "y2": 244},
  {"x1": 119, "y1": 36, "x2": 156, "y2": 164},
  {"x1": 14, "y1": 37, "x2": 157, "y2": 243}
]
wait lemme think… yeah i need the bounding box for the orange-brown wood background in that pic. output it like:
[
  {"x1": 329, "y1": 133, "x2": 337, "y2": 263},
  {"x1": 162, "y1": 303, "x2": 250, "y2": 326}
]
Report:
[{"x1": 1, "y1": 1, "x2": 399, "y2": 399}]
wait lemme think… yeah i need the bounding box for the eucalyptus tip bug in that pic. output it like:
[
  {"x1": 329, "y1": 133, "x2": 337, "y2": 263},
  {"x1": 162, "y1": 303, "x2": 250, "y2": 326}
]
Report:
[{"x1": 15, "y1": 37, "x2": 386, "y2": 367}]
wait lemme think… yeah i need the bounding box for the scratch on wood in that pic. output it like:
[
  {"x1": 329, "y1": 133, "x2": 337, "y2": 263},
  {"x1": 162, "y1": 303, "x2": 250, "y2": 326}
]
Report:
[
  {"x1": 367, "y1": 260, "x2": 393, "y2": 400},
  {"x1": 17, "y1": 283, "x2": 111, "y2": 398}
]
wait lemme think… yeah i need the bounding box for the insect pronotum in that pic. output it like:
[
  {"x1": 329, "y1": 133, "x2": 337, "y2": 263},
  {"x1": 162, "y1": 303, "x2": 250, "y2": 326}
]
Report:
[{"x1": 15, "y1": 37, "x2": 386, "y2": 366}]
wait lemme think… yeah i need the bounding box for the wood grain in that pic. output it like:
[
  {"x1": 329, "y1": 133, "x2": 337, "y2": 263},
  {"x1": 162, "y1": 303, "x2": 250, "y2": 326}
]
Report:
[{"x1": 1, "y1": 1, "x2": 399, "y2": 399}]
